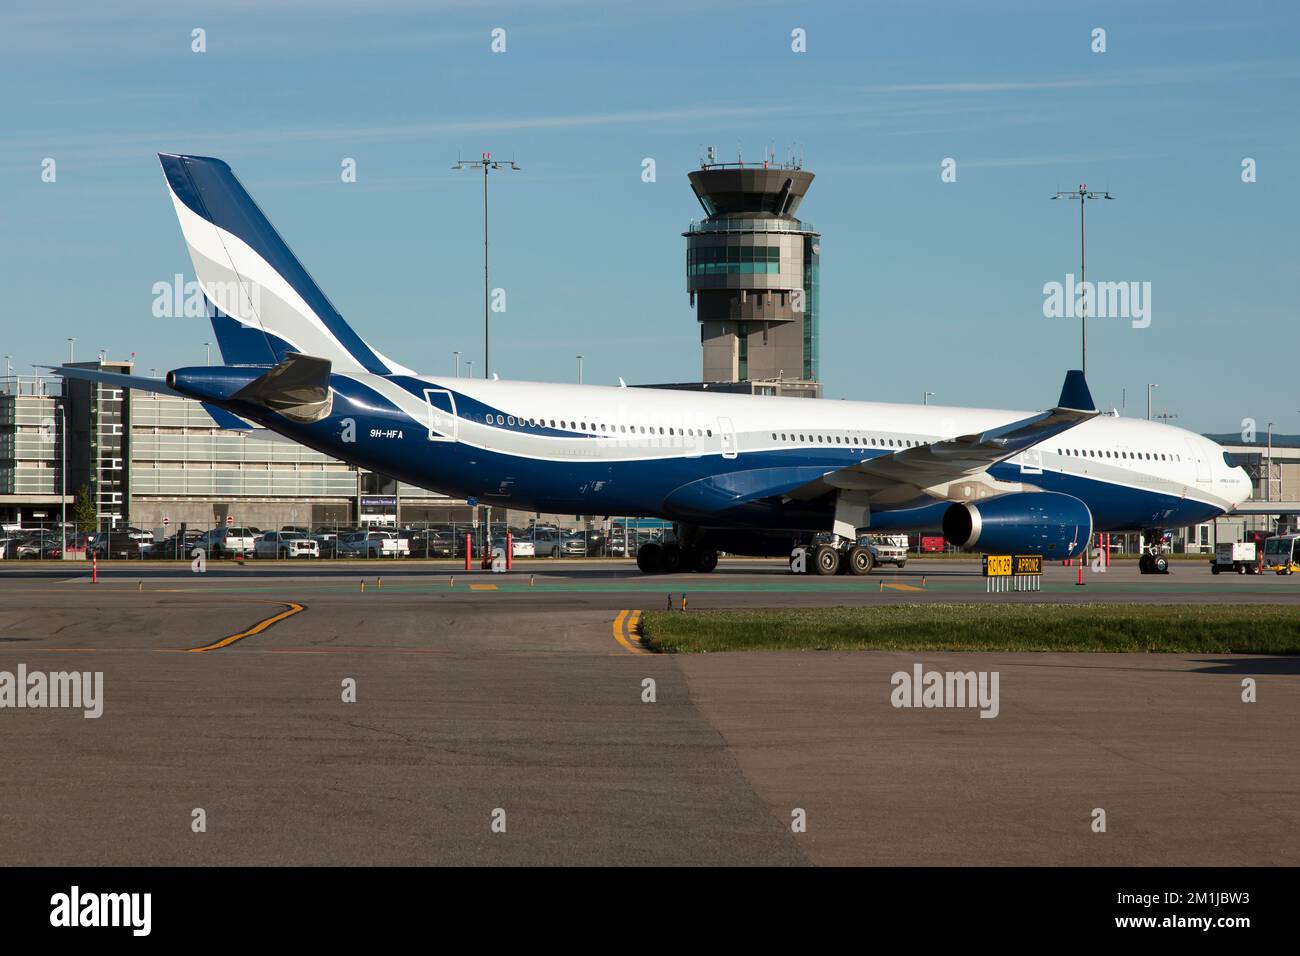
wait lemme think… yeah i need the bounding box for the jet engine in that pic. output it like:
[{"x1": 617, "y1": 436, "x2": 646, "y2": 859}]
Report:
[{"x1": 942, "y1": 492, "x2": 1092, "y2": 558}]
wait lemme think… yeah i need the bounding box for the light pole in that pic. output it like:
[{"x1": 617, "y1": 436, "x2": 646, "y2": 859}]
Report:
[
  {"x1": 1146, "y1": 383, "x2": 1158, "y2": 421},
  {"x1": 1267, "y1": 422, "x2": 1274, "y2": 507},
  {"x1": 577, "y1": 355, "x2": 584, "y2": 385},
  {"x1": 465, "y1": 360, "x2": 473, "y2": 380},
  {"x1": 923, "y1": 391, "x2": 934, "y2": 406},
  {"x1": 60, "y1": 402, "x2": 66, "y2": 558},
  {"x1": 67, "y1": 338, "x2": 75, "y2": 365},
  {"x1": 453, "y1": 351, "x2": 461, "y2": 377},
  {"x1": 205, "y1": 342, "x2": 211, "y2": 366},
  {"x1": 453, "y1": 152, "x2": 521, "y2": 379},
  {"x1": 1052, "y1": 185, "x2": 1114, "y2": 378}
]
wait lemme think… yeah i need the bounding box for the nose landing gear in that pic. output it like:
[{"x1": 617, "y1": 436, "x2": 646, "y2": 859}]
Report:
[{"x1": 1138, "y1": 529, "x2": 1170, "y2": 574}]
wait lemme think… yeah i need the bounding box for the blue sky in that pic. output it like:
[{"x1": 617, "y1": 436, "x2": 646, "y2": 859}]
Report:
[{"x1": 2, "y1": 0, "x2": 1297, "y2": 432}]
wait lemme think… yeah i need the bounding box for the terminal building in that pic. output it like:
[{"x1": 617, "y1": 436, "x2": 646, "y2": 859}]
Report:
[
  {"x1": 681, "y1": 150, "x2": 822, "y2": 399},
  {"x1": 0, "y1": 374, "x2": 66, "y2": 527},
  {"x1": 3, "y1": 364, "x2": 470, "y2": 533}
]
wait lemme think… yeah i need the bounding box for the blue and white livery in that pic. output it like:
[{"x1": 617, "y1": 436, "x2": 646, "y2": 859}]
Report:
[{"x1": 56, "y1": 154, "x2": 1252, "y2": 574}]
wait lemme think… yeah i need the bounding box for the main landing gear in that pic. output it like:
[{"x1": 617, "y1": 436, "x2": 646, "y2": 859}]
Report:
[
  {"x1": 1138, "y1": 528, "x2": 1170, "y2": 575},
  {"x1": 635, "y1": 541, "x2": 718, "y2": 574},
  {"x1": 789, "y1": 537, "x2": 877, "y2": 576}
]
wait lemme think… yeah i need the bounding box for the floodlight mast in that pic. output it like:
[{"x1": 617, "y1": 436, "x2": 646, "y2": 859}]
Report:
[
  {"x1": 454, "y1": 152, "x2": 521, "y2": 379},
  {"x1": 1052, "y1": 184, "x2": 1114, "y2": 378}
]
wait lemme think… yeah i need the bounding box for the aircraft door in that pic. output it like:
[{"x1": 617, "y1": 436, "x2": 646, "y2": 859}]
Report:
[
  {"x1": 424, "y1": 389, "x2": 458, "y2": 442},
  {"x1": 718, "y1": 417, "x2": 738, "y2": 460}
]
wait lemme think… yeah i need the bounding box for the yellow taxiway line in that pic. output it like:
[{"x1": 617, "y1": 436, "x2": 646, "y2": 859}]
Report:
[
  {"x1": 612, "y1": 609, "x2": 649, "y2": 654},
  {"x1": 187, "y1": 601, "x2": 306, "y2": 652}
]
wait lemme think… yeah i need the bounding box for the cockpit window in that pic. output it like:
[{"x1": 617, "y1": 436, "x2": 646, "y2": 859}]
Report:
[{"x1": 1223, "y1": 451, "x2": 1238, "y2": 468}]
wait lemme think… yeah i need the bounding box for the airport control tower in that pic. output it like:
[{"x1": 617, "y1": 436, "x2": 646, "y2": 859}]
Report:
[{"x1": 684, "y1": 148, "x2": 821, "y2": 396}]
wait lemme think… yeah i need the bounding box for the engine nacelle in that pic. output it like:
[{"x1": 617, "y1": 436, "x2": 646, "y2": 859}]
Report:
[{"x1": 942, "y1": 492, "x2": 1092, "y2": 559}]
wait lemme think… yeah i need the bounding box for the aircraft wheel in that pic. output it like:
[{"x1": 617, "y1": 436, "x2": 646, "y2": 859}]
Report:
[
  {"x1": 812, "y1": 544, "x2": 840, "y2": 576},
  {"x1": 847, "y1": 546, "x2": 874, "y2": 576},
  {"x1": 1138, "y1": 553, "x2": 1152, "y2": 574},
  {"x1": 660, "y1": 543, "x2": 682, "y2": 573},
  {"x1": 636, "y1": 542, "x2": 662, "y2": 574},
  {"x1": 694, "y1": 548, "x2": 718, "y2": 573},
  {"x1": 1154, "y1": 555, "x2": 1169, "y2": 574},
  {"x1": 1211, "y1": 564, "x2": 1221, "y2": 575}
]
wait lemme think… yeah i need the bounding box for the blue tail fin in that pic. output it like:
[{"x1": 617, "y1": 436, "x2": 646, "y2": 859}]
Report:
[{"x1": 158, "y1": 153, "x2": 400, "y2": 374}]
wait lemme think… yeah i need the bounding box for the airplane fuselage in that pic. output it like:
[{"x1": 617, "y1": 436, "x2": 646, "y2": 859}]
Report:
[{"x1": 231, "y1": 371, "x2": 1250, "y2": 537}]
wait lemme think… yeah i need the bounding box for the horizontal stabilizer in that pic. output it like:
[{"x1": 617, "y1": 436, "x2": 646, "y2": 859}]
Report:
[
  {"x1": 46, "y1": 365, "x2": 182, "y2": 397},
  {"x1": 201, "y1": 402, "x2": 252, "y2": 430}
]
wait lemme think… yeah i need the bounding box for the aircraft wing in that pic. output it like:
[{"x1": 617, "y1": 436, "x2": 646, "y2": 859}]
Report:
[{"x1": 786, "y1": 370, "x2": 1098, "y2": 505}]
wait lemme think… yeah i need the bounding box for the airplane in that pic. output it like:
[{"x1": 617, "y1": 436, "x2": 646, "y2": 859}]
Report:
[{"x1": 53, "y1": 153, "x2": 1253, "y2": 576}]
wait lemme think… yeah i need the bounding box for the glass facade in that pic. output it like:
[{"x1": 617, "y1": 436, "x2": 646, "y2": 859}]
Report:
[
  {"x1": 92, "y1": 382, "x2": 126, "y2": 526},
  {"x1": 129, "y1": 393, "x2": 357, "y2": 499},
  {"x1": 0, "y1": 392, "x2": 61, "y2": 495},
  {"x1": 687, "y1": 245, "x2": 781, "y2": 276},
  {"x1": 738, "y1": 322, "x2": 749, "y2": 380},
  {"x1": 802, "y1": 236, "x2": 819, "y2": 381}
]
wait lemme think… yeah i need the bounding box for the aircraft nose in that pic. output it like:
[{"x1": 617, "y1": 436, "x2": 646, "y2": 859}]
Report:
[{"x1": 1234, "y1": 467, "x2": 1253, "y2": 505}]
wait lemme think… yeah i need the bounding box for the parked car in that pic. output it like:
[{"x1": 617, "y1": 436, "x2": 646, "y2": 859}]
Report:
[
  {"x1": 155, "y1": 529, "x2": 204, "y2": 559},
  {"x1": 256, "y1": 530, "x2": 320, "y2": 559},
  {"x1": 338, "y1": 530, "x2": 409, "y2": 558},
  {"x1": 408, "y1": 530, "x2": 458, "y2": 558},
  {"x1": 16, "y1": 532, "x2": 57, "y2": 559},
  {"x1": 89, "y1": 532, "x2": 155, "y2": 559},
  {"x1": 530, "y1": 530, "x2": 564, "y2": 557},
  {"x1": 492, "y1": 536, "x2": 535, "y2": 558},
  {"x1": 562, "y1": 533, "x2": 589, "y2": 556},
  {"x1": 193, "y1": 527, "x2": 258, "y2": 558},
  {"x1": 42, "y1": 532, "x2": 89, "y2": 559},
  {"x1": 311, "y1": 528, "x2": 350, "y2": 558}
]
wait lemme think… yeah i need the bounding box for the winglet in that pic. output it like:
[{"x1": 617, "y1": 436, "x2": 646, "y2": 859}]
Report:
[{"x1": 1056, "y1": 370, "x2": 1096, "y2": 413}]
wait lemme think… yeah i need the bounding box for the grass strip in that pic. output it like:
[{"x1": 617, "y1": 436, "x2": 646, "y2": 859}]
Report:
[{"x1": 641, "y1": 603, "x2": 1300, "y2": 654}]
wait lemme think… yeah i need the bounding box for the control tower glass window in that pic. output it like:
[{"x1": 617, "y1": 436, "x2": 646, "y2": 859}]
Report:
[{"x1": 688, "y1": 246, "x2": 780, "y2": 276}]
